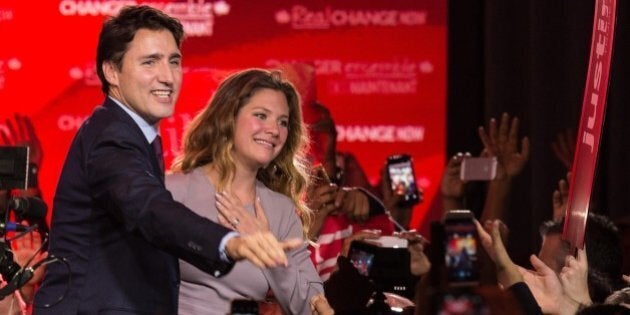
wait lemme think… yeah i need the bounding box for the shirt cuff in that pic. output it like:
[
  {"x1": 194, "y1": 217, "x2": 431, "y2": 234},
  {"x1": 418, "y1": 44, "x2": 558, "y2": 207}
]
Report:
[{"x1": 219, "y1": 231, "x2": 240, "y2": 262}]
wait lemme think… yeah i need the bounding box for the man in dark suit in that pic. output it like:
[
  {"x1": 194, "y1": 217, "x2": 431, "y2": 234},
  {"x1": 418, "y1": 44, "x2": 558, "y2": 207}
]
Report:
[{"x1": 33, "y1": 6, "x2": 300, "y2": 314}]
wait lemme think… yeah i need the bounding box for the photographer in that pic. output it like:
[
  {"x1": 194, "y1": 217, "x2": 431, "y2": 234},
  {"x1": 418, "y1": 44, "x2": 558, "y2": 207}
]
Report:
[
  {"x1": 0, "y1": 113, "x2": 48, "y2": 314},
  {"x1": 0, "y1": 228, "x2": 48, "y2": 315},
  {"x1": 323, "y1": 230, "x2": 429, "y2": 314},
  {"x1": 278, "y1": 62, "x2": 396, "y2": 281}
]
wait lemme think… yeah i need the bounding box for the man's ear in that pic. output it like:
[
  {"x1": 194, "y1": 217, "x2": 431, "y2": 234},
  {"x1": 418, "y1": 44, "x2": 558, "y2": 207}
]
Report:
[{"x1": 102, "y1": 61, "x2": 119, "y2": 87}]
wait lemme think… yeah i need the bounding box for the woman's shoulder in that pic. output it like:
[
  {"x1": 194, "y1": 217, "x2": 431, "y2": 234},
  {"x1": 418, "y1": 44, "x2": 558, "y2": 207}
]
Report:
[
  {"x1": 166, "y1": 168, "x2": 209, "y2": 200},
  {"x1": 256, "y1": 182, "x2": 296, "y2": 218},
  {"x1": 257, "y1": 183, "x2": 293, "y2": 208}
]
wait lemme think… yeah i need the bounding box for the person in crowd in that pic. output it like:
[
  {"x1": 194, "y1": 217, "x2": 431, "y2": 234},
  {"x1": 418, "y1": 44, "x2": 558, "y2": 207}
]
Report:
[
  {"x1": 537, "y1": 213, "x2": 625, "y2": 303},
  {"x1": 439, "y1": 113, "x2": 529, "y2": 223},
  {"x1": 439, "y1": 113, "x2": 529, "y2": 286},
  {"x1": 166, "y1": 68, "x2": 332, "y2": 315},
  {"x1": 0, "y1": 229, "x2": 47, "y2": 315},
  {"x1": 605, "y1": 286, "x2": 630, "y2": 308},
  {"x1": 0, "y1": 113, "x2": 49, "y2": 315},
  {"x1": 475, "y1": 219, "x2": 542, "y2": 315},
  {"x1": 476, "y1": 113, "x2": 530, "y2": 223},
  {"x1": 307, "y1": 98, "x2": 394, "y2": 280},
  {"x1": 278, "y1": 62, "x2": 394, "y2": 281},
  {"x1": 477, "y1": 218, "x2": 605, "y2": 315},
  {"x1": 576, "y1": 304, "x2": 630, "y2": 315},
  {"x1": 324, "y1": 229, "x2": 430, "y2": 313},
  {"x1": 33, "y1": 6, "x2": 300, "y2": 314}
]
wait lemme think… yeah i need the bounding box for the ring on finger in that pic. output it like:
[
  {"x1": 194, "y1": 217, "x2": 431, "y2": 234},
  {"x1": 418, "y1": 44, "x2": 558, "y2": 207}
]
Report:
[{"x1": 231, "y1": 217, "x2": 240, "y2": 227}]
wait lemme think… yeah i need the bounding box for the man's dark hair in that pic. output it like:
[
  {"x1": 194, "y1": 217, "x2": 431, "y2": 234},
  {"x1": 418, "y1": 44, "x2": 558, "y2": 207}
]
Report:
[
  {"x1": 576, "y1": 303, "x2": 630, "y2": 315},
  {"x1": 605, "y1": 287, "x2": 630, "y2": 305},
  {"x1": 539, "y1": 213, "x2": 624, "y2": 303},
  {"x1": 96, "y1": 5, "x2": 185, "y2": 94}
]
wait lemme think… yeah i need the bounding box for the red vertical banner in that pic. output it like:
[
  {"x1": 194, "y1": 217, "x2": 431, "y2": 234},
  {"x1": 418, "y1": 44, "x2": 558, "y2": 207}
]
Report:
[{"x1": 564, "y1": 0, "x2": 616, "y2": 249}]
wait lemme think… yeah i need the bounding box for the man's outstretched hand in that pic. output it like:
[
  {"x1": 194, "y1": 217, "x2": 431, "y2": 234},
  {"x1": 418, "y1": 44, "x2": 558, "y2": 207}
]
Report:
[{"x1": 225, "y1": 232, "x2": 302, "y2": 268}]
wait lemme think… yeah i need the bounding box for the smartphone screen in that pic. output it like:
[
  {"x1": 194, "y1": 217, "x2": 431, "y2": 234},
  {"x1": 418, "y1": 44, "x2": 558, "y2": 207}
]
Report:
[
  {"x1": 444, "y1": 217, "x2": 479, "y2": 286},
  {"x1": 387, "y1": 154, "x2": 420, "y2": 206},
  {"x1": 348, "y1": 243, "x2": 375, "y2": 277}
]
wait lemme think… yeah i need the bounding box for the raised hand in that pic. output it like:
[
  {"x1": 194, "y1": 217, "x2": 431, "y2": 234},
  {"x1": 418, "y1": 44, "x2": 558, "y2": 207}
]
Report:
[
  {"x1": 441, "y1": 152, "x2": 468, "y2": 199},
  {"x1": 552, "y1": 172, "x2": 571, "y2": 220},
  {"x1": 478, "y1": 113, "x2": 530, "y2": 179},
  {"x1": 559, "y1": 247, "x2": 591, "y2": 307},
  {"x1": 551, "y1": 128, "x2": 576, "y2": 171},
  {"x1": 12, "y1": 227, "x2": 48, "y2": 303},
  {"x1": 475, "y1": 219, "x2": 520, "y2": 288},
  {"x1": 0, "y1": 113, "x2": 43, "y2": 167},
  {"x1": 519, "y1": 255, "x2": 564, "y2": 314},
  {"x1": 215, "y1": 191, "x2": 269, "y2": 234},
  {"x1": 380, "y1": 167, "x2": 414, "y2": 230}
]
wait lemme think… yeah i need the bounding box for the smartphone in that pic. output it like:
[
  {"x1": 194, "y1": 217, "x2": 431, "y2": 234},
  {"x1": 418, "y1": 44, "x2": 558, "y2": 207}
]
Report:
[
  {"x1": 459, "y1": 157, "x2": 497, "y2": 181},
  {"x1": 386, "y1": 154, "x2": 420, "y2": 207},
  {"x1": 442, "y1": 210, "x2": 479, "y2": 287},
  {"x1": 230, "y1": 299, "x2": 259, "y2": 315}
]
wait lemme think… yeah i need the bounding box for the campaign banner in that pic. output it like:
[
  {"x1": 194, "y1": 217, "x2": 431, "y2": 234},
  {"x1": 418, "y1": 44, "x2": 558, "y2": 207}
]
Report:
[
  {"x1": 0, "y1": 1, "x2": 446, "y2": 232},
  {"x1": 564, "y1": 0, "x2": 616, "y2": 249}
]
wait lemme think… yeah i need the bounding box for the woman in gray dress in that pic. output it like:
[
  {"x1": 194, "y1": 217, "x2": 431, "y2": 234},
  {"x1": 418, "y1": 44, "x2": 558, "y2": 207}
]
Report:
[{"x1": 166, "y1": 68, "x2": 332, "y2": 315}]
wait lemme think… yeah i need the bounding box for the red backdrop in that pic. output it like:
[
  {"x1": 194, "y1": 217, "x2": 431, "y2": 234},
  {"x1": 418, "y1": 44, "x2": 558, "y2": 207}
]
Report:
[{"x1": 0, "y1": 0, "x2": 446, "y2": 235}]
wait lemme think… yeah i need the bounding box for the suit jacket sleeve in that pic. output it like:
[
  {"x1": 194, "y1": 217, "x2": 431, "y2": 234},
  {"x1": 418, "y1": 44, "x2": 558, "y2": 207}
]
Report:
[{"x1": 86, "y1": 118, "x2": 234, "y2": 276}]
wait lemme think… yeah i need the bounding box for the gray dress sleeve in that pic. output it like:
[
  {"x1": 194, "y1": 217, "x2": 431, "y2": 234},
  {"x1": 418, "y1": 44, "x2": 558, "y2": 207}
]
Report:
[{"x1": 258, "y1": 184, "x2": 324, "y2": 315}]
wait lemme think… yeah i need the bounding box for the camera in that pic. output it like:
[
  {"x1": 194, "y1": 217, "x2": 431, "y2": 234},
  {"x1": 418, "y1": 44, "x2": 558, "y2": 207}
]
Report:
[
  {"x1": 348, "y1": 238, "x2": 415, "y2": 299},
  {"x1": 230, "y1": 299, "x2": 259, "y2": 315},
  {"x1": 0, "y1": 146, "x2": 29, "y2": 190},
  {"x1": 442, "y1": 210, "x2": 479, "y2": 287},
  {"x1": 386, "y1": 154, "x2": 420, "y2": 207}
]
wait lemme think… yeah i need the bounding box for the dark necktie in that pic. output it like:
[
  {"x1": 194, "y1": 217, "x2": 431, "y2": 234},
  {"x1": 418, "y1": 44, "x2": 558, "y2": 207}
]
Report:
[{"x1": 151, "y1": 135, "x2": 165, "y2": 175}]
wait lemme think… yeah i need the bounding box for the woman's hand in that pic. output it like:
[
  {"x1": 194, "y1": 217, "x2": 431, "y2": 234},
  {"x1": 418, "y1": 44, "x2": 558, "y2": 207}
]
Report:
[{"x1": 216, "y1": 191, "x2": 269, "y2": 234}]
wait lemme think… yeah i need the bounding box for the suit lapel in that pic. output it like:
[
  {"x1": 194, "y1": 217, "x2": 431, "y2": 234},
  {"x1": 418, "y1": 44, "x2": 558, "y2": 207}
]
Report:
[{"x1": 102, "y1": 99, "x2": 165, "y2": 183}]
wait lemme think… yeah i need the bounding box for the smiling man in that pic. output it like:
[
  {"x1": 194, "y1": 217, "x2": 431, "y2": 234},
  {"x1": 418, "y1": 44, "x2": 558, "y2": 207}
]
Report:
[{"x1": 34, "y1": 6, "x2": 300, "y2": 314}]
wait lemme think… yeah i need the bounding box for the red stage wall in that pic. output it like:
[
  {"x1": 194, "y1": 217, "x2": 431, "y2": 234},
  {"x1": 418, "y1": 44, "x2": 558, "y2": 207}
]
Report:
[{"x1": 0, "y1": 0, "x2": 446, "y2": 234}]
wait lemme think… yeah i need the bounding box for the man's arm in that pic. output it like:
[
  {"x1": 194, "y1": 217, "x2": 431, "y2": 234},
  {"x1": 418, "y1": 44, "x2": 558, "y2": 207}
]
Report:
[{"x1": 87, "y1": 123, "x2": 296, "y2": 273}]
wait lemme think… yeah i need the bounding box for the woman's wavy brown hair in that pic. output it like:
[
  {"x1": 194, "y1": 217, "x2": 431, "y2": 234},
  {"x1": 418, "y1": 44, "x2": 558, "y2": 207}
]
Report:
[{"x1": 172, "y1": 68, "x2": 312, "y2": 236}]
